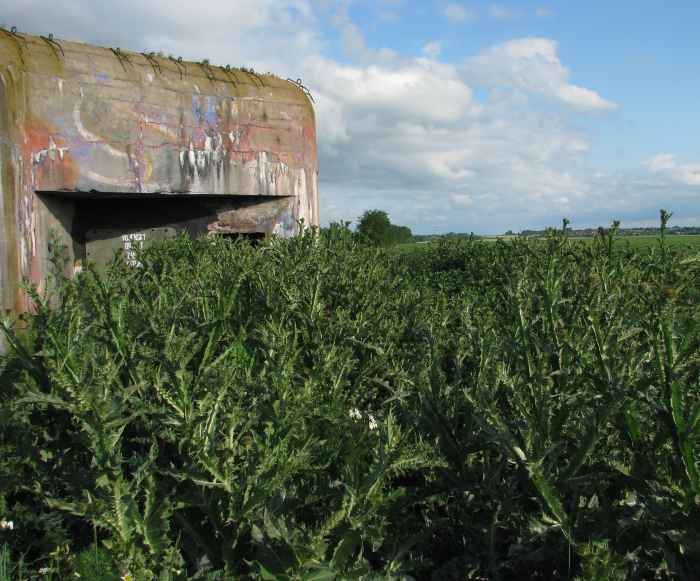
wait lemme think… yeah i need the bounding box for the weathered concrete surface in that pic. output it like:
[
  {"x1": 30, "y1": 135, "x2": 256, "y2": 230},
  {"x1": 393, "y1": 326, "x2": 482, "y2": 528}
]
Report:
[{"x1": 0, "y1": 29, "x2": 319, "y2": 316}]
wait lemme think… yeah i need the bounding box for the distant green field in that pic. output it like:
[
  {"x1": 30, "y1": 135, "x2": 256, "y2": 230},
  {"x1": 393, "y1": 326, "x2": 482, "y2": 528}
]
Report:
[
  {"x1": 397, "y1": 234, "x2": 700, "y2": 254},
  {"x1": 581, "y1": 234, "x2": 700, "y2": 250}
]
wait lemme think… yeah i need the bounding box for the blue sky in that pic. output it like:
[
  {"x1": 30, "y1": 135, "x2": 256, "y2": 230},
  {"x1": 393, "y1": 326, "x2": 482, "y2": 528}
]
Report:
[
  {"x1": 4, "y1": 0, "x2": 700, "y2": 233},
  {"x1": 327, "y1": 0, "x2": 700, "y2": 171}
]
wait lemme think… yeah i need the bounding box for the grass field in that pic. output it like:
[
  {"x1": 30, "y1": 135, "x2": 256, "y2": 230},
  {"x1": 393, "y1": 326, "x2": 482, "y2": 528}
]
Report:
[
  {"x1": 572, "y1": 234, "x2": 700, "y2": 250},
  {"x1": 397, "y1": 234, "x2": 700, "y2": 254}
]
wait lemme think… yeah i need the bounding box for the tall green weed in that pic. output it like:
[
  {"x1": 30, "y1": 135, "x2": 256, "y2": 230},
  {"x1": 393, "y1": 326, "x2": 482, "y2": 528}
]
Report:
[{"x1": 1, "y1": 219, "x2": 698, "y2": 579}]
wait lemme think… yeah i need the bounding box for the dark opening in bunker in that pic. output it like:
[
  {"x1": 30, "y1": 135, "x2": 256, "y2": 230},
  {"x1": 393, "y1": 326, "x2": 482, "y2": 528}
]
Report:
[
  {"x1": 216, "y1": 232, "x2": 266, "y2": 245},
  {"x1": 36, "y1": 191, "x2": 287, "y2": 271}
]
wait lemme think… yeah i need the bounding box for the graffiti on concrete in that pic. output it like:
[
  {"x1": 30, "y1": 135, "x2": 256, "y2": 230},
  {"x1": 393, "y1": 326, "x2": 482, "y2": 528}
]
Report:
[{"x1": 0, "y1": 29, "x2": 319, "y2": 315}]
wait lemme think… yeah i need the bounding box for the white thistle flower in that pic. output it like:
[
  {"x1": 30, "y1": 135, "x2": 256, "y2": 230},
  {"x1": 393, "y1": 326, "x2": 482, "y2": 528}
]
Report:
[
  {"x1": 368, "y1": 414, "x2": 378, "y2": 431},
  {"x1": 348, "y1": 407, "x2": 362, "y2": 421}
]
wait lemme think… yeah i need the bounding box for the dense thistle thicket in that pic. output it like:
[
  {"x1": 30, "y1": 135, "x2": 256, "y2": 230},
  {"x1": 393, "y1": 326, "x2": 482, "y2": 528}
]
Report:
[{"x1": 1, "y1": 220, "x2": 699, "y2": 580}]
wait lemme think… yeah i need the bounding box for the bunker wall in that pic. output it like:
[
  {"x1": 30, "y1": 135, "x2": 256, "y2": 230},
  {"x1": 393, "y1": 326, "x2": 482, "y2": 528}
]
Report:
[{"x1": 0, "y1": 30, "x2": 319, "y2": 316}]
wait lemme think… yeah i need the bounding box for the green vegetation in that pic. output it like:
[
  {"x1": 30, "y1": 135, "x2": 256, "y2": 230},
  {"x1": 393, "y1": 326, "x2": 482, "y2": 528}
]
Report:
[
  {"x1": 1, "y1": 216, "x2": 699, "y2": 579},
  {"x1": 356, "y1": 209, "x2": 412, "y2": 246},
  {"x1": 403, "y1": 234, "x2": 700, "y2": 253},
  {"x1": 597, "y1": 234, "x2": 700, "y2": 250}
]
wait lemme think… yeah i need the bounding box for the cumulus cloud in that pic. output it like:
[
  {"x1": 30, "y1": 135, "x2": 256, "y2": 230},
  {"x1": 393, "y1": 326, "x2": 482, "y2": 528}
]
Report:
[
  {"x1": 464, "y1": 38, "x2": 618, "y2": 112},
  {"x1": 645, "y1": 154, "x2": 700, "y2": 186},
  {"x1": 310, "y1": 58, "x2": 479, "y2": 127},
  {"x1": 645, "y1": 153, "x2": 677, "y2": 172},
  {"x1": 2, "y1": 0, "x2": 319, "y2": 73},
  {"x1": 306, "y1": 50, "x2": 604, "y2": 230}
]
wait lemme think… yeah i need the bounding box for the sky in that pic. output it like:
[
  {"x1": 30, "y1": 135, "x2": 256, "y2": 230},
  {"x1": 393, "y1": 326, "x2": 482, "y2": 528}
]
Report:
[{"x1": 2, "y1": 0, "x2": 700, "y2": 234}]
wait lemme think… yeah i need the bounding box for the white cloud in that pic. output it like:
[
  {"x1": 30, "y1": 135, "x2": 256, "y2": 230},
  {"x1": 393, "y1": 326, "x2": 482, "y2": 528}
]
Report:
[
  {"x1": 555, "y1": 85, "x2": 617, "y2": 111},
  {"x1": 309, "y1": 57, "x2": 479, "y2": 134},
  {"x1": 2, "y1": 0, "x2": 320, "y2": 75},
  {"x1": 464, "y1": 38, "x2": 618, "y2": 112},
  {"x1": 306, "y1": 49, "x2": 604, "y2": 230},
  {"x1": 490, "y1": 5, "x2": 516, "y2": 20},
  {"x1": 340, "y1": 19, "x2": 367, "y2": 55},
  {"x1": 536, "y1": 7, "x2": 553, "y2": 17},
  {"x1": 450, "y1": 193, "x2": 474, "y2": 208},
  {"x1": 330, "y1": 1, "x2": 401, "y2": 63},
  {"x1": 645, "y1": 154, "x2": 700, "y2": 186},
  {"x1": 671, "y1": 167, "x2": 700, "y2": 187},
  {"x1": 442, "y1": 3, "x2": 476, "y2": 23},
  {"x1": 422, "y1": 40, "x2": 442, "y2": 59},
  {"x1": 645, "y1": 153, "x2": 677, "y2": 172}
]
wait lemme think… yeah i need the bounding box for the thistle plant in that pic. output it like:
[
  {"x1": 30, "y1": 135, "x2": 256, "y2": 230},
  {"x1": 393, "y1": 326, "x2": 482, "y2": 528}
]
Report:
[{"x1": 1, "y1": 217, "x2": 698, "y2": 579}]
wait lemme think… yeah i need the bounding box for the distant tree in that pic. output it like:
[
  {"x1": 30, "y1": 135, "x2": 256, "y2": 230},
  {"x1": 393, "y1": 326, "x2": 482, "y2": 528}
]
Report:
[
  {"x1": 389, "y1": 224, "x2": 413, "y2": 245},
  {"x1": 356, "y1": 210, "x2": 413, "y2": 246},
  {"x1": 357, "y1": 210, "x2": 393, "y2": 246}
]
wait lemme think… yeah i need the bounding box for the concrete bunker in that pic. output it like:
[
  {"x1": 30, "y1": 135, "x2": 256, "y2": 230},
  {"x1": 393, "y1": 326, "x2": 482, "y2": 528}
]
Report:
[
  {"x1": 37, "y1": 191, "x2": 294, "y2": 270},
  {"x1": 0, "y1": 29, "x2": 319, "y2": 316}
]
